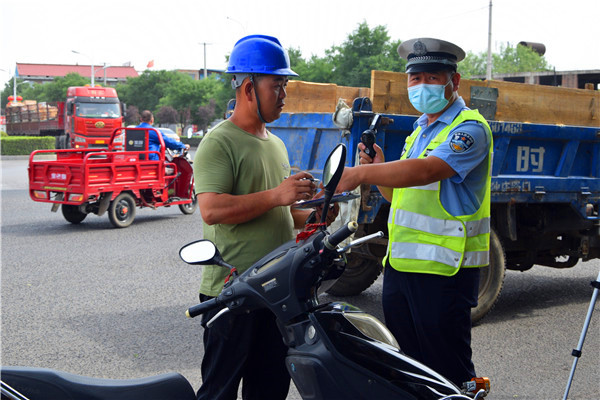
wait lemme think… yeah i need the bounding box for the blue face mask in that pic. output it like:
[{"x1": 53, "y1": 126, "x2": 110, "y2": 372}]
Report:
[{"x1": 407, "y1": 78, "x2": 453, "y2": 114}]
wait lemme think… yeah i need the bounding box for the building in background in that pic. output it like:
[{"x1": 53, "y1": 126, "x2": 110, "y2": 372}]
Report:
[
  {"x1": 15, "y1": 63, "x2": 139, "y2": 86},
  {"x1": 473, "y1": 69, "x2": 600, "y2": 90},
  {"x1": 177, "y1": 68, "x2": 224, "y2": 80}
]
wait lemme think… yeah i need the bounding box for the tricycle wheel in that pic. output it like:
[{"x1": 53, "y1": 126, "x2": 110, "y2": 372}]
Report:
[
  {"x1": 471, "y1": 228, "x2": 506, "y2": 324},
  {"x1": 179, "y1": 194, "x2": 198, "y2": 215},
  {"x1": 108, "y1": 192, "x2": 136, "y2": 228},
  {"x1": 61, "y1": 204, "x2": 87, "y2": 224}
]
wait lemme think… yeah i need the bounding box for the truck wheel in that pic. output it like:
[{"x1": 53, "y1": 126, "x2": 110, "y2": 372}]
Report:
[
  {"x1": 471, "y1": 228, "x2": 506, "y2": 323},
  {"x1": 179, "y1": 195, "x2": 198, "y2": 215},
  {"x1": 61, "y1": 204, "x2": 87, "y2": 224},
  {"x1": 108, "y1": 192, "x2": 136, "y2": 228},
  {"x1": 326, "y1": 253, "x2": 382, "y2": 296},
  {"x1": 56, "y1": 135, "x2": 66, "y2": 149}
]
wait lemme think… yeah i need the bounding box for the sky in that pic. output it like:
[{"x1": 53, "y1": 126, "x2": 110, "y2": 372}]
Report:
[{"x1": 1, "y1": 0, "x2": 599, "y2": 89}]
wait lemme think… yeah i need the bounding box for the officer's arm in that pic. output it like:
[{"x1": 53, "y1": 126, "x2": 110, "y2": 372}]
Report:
[{"x1": 337, "y1": 156, "x2": 456, "y2": 193}]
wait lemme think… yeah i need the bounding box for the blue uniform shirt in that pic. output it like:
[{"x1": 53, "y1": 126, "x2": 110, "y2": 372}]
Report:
[
  {"x1": 136, "y1": 122, "x2": 186, "y2": 161},
  {"x1": 406, "y1": 97, "x2": 491, "y2": 216}
]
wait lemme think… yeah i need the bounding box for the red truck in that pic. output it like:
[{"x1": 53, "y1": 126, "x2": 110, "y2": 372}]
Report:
[{"x1": 6, "y1": 86, "x2": 125, "y2": 150}]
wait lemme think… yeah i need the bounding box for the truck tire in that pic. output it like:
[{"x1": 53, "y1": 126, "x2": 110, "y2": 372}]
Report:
[
  {"x1": 108, "y1": 192, "x2": 136, "y2": 228},
  {"x1": 57, "y1": 135, "x2": 66, "y2": 149},
  {"x1": 471, "y1": 228, "x2": 506, "y2": 323},
  {"x1": 179, "y1": 195, "x2": 198, "y2": 215},
  {"x1": 61, "y1": 204, "x2": 87, "y2": 224},
  {"x1": 326, "y1": 253, "x2": 382, "y2": 296}
]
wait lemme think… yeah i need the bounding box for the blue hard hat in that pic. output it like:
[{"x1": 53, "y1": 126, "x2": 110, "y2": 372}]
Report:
[{"x1": 226, "y1": 34, "x2": 298, "y2": 76}]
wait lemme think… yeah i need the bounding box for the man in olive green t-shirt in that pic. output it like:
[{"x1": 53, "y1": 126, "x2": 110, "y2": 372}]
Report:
[{"x1": 192, "y1": 35, "x2": 324, "y2": 400}]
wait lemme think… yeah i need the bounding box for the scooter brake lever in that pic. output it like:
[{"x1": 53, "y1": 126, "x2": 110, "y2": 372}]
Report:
[
  {"x1": 337, "y1": 231, "x2": 384, "y2": 254},
  {"x1": 206, "y1": 307, "x2": 230, "y2": 328}
]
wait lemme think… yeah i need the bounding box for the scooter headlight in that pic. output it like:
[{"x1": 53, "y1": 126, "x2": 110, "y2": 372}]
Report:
[{"x1": 343, "y1": 312, "x2": 399, "y2": 349}]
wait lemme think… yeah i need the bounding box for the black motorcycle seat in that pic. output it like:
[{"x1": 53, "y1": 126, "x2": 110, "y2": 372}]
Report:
[{"x1": 1, "y1": 366, "x2": 196, "y2": 400}]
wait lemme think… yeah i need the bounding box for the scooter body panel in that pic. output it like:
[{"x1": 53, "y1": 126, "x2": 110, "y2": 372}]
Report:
[{"x1": 282, "y1": 304, "x2": 461, "y2": 400}]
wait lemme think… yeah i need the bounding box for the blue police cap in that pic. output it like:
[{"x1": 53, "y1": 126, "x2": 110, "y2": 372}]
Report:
[{"x1": 397, "y1": 38, "x2": 465, "y2": 73}]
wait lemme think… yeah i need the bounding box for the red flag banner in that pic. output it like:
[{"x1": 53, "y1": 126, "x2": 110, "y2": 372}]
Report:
[{"x1": 147, "y1": 60, "x2": 154, "y2": 68}]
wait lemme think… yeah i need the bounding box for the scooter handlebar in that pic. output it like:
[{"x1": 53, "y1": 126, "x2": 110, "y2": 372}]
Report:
[
  {"x1": 324, "y1": 221, "x2": 359, "y2": 250},
  {"x1": 186, "y1": 297, "x2": 221, "y2": 319}
]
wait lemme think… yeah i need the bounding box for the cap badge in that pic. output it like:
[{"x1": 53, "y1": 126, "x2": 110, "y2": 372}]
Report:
[{"x1": 413, "y1": 40, "x2": 427, "y2": 56}]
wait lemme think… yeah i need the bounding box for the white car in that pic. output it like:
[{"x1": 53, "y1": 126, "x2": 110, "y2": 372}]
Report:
[{"x1": 158, "y1": 127, "x2": 181, "y2": 142}]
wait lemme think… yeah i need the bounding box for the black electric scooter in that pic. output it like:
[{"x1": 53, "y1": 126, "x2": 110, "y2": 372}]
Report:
[{"x1": 179, "y1": 143, "x2": 489, "y2": 400}]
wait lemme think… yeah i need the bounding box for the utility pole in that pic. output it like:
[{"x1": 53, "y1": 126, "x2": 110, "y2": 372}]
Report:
[
  {"x1": 486, "y1": 0, "x2": 493, "y2": 80},
  {"x1": 199, "y1": 42, "x2": 211, "y2": 79}
]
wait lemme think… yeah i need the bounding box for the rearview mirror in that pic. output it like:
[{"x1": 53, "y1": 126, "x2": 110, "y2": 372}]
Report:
[
  {"x1": 180, "y1": 240, "x2": 219, "y2": 265},
  {"x1": 323, "y1": 143, "x2": 346, "y2": 191},
  {"x1": 320, "y1": 144, "x2": 347, "y2": 224}
]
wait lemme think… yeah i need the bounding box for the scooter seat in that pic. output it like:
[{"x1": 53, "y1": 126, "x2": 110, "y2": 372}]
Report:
[{"x1": 1, "y1": 366, "x2": 196, "y2": 400}]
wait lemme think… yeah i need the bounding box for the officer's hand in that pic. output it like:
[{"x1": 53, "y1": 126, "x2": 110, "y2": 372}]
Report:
[{"x1": 358, "y1": 143, "x2": 385, "y2": 164}]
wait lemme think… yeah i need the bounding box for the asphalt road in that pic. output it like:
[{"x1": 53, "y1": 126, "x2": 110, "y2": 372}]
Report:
[{"x1": 1, "y1": 156, "x2": 599, "y2": 399}]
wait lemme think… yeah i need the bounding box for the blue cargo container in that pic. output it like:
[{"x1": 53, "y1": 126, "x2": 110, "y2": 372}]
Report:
[{"x1": 267, "y1": 97, "x2": 600, "y2": 321}]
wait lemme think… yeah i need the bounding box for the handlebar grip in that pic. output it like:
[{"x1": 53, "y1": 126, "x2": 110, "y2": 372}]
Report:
[
  {"x1": 324, "y1": 221, "x2": 359, "y2": 250},
  {"x1": 186, "y1": 297, "x2": 221, "y2": 319}
]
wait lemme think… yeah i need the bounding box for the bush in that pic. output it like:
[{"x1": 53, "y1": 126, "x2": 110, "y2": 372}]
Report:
[
  {"x1": 1, "y1": 136, "x2": 55, "y2": 155},
  {"x1": 1, "y1": 130, "x2": 8, "y2": 137}
]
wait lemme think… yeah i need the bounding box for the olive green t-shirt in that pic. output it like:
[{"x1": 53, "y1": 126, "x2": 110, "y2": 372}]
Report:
[{"x1": 193, "y1": 120, "x2": 294, "y2": 296}]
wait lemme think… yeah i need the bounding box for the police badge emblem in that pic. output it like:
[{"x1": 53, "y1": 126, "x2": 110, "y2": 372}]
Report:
[{"x1": 449, "y1": 132, "x2": 475, "y2": 153}]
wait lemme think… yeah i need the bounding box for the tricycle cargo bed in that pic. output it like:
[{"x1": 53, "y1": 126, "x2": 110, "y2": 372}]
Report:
[
  {"x1": 29, "y1": 149, "x2": 166, "y2": 205},
  {"x1": 28, "y1": 127, "x2": 197, "y2": 228}
]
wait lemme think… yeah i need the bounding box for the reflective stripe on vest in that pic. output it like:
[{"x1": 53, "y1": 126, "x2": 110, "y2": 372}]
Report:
[{"x1": 385, "y1": 109, "x2": 493, "y2": 276}]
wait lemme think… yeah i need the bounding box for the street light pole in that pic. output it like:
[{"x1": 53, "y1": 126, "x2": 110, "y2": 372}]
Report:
[
  {"x1": 72, "y1": 50, "x2": 95, "y2": 86},
  {"x1": 486, "y1": 0, "x2": 493, "y2": 80},
  {"x1": 12, "y1": 79, "x2": 31, "y2": 105},
  {"x1": 198, "y1": 42, "x2": 211, "y2": 79}
]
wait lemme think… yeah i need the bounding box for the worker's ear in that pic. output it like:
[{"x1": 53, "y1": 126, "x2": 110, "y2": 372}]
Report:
[{"x1": 242, "y1": 78, "x2": 254, "y2": 101}]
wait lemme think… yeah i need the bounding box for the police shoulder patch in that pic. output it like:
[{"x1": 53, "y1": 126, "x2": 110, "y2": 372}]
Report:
[{"x1": 449, "y1": 131, "x2": 475, "y2": 153}]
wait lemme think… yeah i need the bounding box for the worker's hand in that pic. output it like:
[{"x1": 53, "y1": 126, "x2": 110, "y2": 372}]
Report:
[
  {"x1": 358, "y1": 143, "x2": 385, "y2": 165},
  {"x1": 275, "y1": 172, "x2": 317, "y2": 206}
]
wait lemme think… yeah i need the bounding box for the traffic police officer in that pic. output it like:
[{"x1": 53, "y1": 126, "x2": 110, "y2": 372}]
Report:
[{"x1": 336, "y1": 37, "x2": 493, "y2": 386}]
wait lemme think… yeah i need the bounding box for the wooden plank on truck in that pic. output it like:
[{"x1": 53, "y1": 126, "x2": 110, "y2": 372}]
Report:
[
  {"x1": 370, "y1": 70, "x2": 600, "y2": 127},
  {"x1": 285, "y1": 80, "x2": 370, "y2": 113}
]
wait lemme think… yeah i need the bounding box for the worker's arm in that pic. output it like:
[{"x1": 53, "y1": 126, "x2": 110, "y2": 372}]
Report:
[{"x1": 197, "y1": 172, "x2": 315, "y2": 225}]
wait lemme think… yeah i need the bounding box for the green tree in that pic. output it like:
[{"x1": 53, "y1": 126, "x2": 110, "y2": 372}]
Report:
[
  {"x1": 2, "y1": 73, "x2": 88, "y2": 105},
  {"x1": 288, "y1": 22, "x2": 405, "y2": 87},
  {"x1": 328, "y1": 22, "x2": 404, "y2": 87},
  {"x1": 459, "y1": 43, "x2": 552, "y2": 78},
  {"x1": 116, "y1": 70, "x2": 178, "y2": 113},
  {"x1": 289, "y1": 48, "x2": 335, "y2": 83},
  {"x1": 156, "y1": 105, "x2": 178, "y2": 124},
  {"x1": 158, "y1": 74, "x2": 222, "y2": 125}
]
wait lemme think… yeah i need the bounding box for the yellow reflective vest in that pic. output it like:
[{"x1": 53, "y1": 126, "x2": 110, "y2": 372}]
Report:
[{"x1": 384, "y1": 109, "x2": 493, "y2": 276}]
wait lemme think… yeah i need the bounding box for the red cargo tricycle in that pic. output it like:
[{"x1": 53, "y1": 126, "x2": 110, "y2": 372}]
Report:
[{"x1": 28, "y1": 127, "x2": 197, "y2": 228}]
